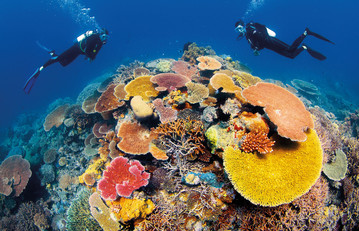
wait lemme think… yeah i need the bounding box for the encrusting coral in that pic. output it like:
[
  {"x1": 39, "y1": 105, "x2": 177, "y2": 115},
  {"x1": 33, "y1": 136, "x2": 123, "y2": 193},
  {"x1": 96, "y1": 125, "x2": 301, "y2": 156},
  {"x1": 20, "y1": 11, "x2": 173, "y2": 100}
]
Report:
[
  {"x1": 223, "y1": 129, "x2": 323, "y2": 206},
  {"x1": 242, "y1": 82, "x2": 314, "y2": 142}
]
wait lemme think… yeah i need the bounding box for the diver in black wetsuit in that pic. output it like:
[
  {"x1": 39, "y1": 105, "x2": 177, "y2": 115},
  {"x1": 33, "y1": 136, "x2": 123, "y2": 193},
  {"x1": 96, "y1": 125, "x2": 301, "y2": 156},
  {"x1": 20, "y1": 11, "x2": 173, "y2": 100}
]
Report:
[
  {"x1": 234, "y1": 20, "x2": 334, "y2": 60},
  {"x1": 23, "y1": 28, "x2": 109, "y2": 94}
]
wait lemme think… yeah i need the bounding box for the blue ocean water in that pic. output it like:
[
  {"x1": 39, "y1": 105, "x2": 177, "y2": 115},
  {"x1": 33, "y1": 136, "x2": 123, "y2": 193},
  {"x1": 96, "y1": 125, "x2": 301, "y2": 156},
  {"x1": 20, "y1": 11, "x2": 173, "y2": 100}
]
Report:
[{"x1": 0, "y1": 0, "x2": 358, "y2": 135}]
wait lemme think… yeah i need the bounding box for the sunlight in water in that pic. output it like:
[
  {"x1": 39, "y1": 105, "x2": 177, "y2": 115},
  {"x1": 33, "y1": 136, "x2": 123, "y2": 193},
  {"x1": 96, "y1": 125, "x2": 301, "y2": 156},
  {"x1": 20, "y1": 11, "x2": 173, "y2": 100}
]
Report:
[{"x1": 243, "y1": 0, "x2": 265, "y2": 19}]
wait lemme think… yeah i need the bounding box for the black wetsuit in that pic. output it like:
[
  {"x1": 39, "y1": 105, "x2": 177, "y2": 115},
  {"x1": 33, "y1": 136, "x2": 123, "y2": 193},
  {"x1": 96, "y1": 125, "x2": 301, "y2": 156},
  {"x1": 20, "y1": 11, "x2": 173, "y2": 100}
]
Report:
[
  {"x1": 245, "y1": 22, "x2": 306, "y2": 59},
  {"x1": 44, "y1": 33, "x2": 104, "y2": 68}
]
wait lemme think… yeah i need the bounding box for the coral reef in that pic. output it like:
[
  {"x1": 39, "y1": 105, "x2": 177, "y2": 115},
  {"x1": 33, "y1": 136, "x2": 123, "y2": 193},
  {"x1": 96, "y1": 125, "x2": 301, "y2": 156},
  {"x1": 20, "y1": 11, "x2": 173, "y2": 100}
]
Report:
[
  {"x1": 150, "y1": 73, "x2": 190, "y2": 92},
  {"x1": 197, "y1": 55, "x2": 222, "y2": 71},
  {"x1": 242, "y1": 82, "x2": 314, "y2": 142},
  {"x1": 43, "y1": 104, "x2": 70, "y2": 131}
]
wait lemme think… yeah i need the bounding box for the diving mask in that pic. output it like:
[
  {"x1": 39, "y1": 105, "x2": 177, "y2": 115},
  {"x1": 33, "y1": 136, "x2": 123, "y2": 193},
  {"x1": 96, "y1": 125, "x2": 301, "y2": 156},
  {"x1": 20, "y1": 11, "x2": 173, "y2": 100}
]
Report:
[{"x1": 235, "y1": 24, "x2": 246, "y2": 37}]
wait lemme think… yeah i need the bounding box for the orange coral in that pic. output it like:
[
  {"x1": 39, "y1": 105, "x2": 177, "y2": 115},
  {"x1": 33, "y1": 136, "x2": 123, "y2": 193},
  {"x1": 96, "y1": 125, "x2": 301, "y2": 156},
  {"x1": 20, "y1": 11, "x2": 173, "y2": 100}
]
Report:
[
  {"x1": 210, "y1": 73, "x2": 241, "y2": 93},
  {"x1": 149, "y1": 143, "x2": 168, "y2": 160},
  {"x1": 98, "y1": 131, "x2": 122, "y2": 159},
  {"x1": 241, "y1": 130, "x2": 275, "y2": 154},
  {"x1": 239, "y1": 112, "x2": 269, "y2": 133},
  {"x1": 117, "y1": 121, "x2": 157, "y2": 155},
  {"x1": 197, "y1": 56, "x2": 222, "y2": 71},
  {"x1": 242, "y1": 82, "x2": 314, "y2": 142},
  {"x1": 43, "y1": 104, "x2": 70, "y2": 131},
  {"x1": 95, "y1": 84, "x2": 125, "y2": 113},
  {"x1": 124, "y1": 75, "x2": 159, "y2": 101}
]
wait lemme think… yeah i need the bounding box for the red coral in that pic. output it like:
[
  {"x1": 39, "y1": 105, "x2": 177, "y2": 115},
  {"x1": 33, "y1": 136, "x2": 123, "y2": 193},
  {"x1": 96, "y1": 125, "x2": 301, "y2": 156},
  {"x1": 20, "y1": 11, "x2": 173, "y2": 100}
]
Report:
[
  {"x1": 97, "y1": 156, "x2": 150, "y2": 200},
  {"x1": 0, "y1": 155, "x2": 32, "y2": 197}
]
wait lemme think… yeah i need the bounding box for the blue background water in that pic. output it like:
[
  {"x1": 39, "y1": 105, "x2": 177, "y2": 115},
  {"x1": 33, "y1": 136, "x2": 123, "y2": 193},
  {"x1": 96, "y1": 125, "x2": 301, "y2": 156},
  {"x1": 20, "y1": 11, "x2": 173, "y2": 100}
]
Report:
[{"x1": 0, "y1": 0, "x2": 358, "y2": 139}]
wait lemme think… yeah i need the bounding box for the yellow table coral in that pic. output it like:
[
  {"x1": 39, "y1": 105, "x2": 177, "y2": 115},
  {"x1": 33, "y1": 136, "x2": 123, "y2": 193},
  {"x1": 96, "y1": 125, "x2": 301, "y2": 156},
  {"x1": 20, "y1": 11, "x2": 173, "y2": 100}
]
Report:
[
  {"x1": 223, "y1": 129, "x2": 323, "y2": 207},
  {"x1": 124, "y1": 75, "x2": 159, "y2": 102}
]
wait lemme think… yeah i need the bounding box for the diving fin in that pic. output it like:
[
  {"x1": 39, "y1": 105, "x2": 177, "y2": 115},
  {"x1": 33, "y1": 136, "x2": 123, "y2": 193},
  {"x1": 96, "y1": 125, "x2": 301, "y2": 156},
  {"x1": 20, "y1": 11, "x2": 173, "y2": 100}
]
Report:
[
  {"x1": 306, "y1": 28, "x2": 335, "y2": 44},
  {"x1": 23, "y1": 68, "x2": 41, "y2": 94},
  {"x1": 303, "y1": 44, "x2": 326, "y2": 61}
]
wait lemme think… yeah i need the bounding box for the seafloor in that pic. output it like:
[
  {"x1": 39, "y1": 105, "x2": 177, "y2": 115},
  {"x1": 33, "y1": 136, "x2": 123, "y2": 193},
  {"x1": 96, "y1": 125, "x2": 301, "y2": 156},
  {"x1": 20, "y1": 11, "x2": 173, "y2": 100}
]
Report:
[{"x1": 0, "y1": 43, "x2": 358, "y2": 231}]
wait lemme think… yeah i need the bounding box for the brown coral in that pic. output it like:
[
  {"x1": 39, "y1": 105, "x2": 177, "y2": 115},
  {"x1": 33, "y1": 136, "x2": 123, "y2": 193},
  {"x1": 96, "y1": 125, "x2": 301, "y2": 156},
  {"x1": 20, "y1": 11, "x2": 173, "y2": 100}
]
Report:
[
  {"x1": 242, "y1": 82, "x2": 314, "y2": 142},
  {"x1": 113, "y1": 83, "x2": 127, "y2": 99},
  {"x1": 95, "y1": 84, "x2": 125, "y2": 113},
  {"x1": 185, "y1": 82, "x2": 209, "y2": 104},
  {"x1": 117, "y1": 121, "x2": 157, "y2": 155},
  {"x1": 241, "y1": 130, "x2": 275, "y2": 154},
  {"x1": 0, "y1": 155, "x2": 32, "y2": 197},
  {"x1": 43, "y1": 104, "x2": 70, "y2": 131},
  {"x1": 197, "y1": 56, "x2": 222, "y2": 71},
  {"x1": 150, "y1": 73, "x2": 190, "y2": 92}
]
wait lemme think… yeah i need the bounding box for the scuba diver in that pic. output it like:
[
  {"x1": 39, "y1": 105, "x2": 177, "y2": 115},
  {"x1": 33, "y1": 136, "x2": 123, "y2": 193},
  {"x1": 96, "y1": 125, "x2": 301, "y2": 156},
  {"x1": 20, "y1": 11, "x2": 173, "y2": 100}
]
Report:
[
  {"x1": 234, "y1": 20, "x2": 334, "y2": 60},
  {"x1": 23, "y1": 28, "x2": 109, "y2": 94}
]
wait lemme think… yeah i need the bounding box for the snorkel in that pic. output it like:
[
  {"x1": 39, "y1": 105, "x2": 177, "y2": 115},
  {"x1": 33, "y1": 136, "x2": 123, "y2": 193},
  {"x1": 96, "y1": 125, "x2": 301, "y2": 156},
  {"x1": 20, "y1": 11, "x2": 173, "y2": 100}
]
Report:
[{"x1": 235, "y1": 20, "x2": 246, "y2": 39}]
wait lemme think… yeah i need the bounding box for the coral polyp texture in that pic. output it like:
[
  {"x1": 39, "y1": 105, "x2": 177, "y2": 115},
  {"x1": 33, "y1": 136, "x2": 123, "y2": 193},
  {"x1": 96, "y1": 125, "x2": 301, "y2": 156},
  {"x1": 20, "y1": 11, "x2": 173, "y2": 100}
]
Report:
[
  {"x1": 242, "y1": 82, "x2": 314, "y2": 142},
  {"x1": 97, "y1": 156, "x2": 150, "y2": 199},
  {"x1": 43, "y1": 104, "x2": 70, "y2": 131},
  {"x1": 223, "y1": 129, "x2": 323, "y2": 206}
]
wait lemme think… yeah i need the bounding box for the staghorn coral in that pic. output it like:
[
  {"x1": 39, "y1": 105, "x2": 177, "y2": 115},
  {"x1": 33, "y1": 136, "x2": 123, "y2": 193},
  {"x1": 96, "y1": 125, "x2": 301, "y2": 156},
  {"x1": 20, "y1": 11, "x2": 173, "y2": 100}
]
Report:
[
  {"x1": 97, "y1": 156, "x2": 150, "y2": 199},
  {"x1": 197, "y1": 56, "x2": 222, "y2": 71},
  {"x1": 242, "y1": 82, "x2": 314, "y2": 142},
  {"x1": 171, "y1": 60, "x2": 198, "y2": 79},
  {"x1": 88, "y1": 192, "x2": 120, "y2": 231},
  {"x1": 152, "y1": 118, "x2": 210, "y2": 162},
  {"x1": 152, "y1": 98, "x2": 178, "y2": 123},
  {"x1": 150, "y1": 73, "x2": 190, "y2": 92},
  {"x1": 240, "y1": 129, "x2": 275, "y2": 154},
  {"x1": 43, "y1": 104, "x2": 70, "y2": 131},
  {"x1": 223, "y1": 129, "x2": 323, "y2": 206},
  {"x1": 0, "y1": 155, "x2": 32, "y2": 197},
  {"x1": 66, "y1": 188, "x2": 101, "y2": 231},
  {"x1": 185, "y1": 81, "x2": 209, "y2": 104},
  {"x1": 117, "y1": 121, "x2": 157, "y2": 155},
  {"x1": 124, "y1": 75, "x2": 159, "y2": 101},
  {"x1": 95, "y1": 84, "x2": 125, "y2": 113}
]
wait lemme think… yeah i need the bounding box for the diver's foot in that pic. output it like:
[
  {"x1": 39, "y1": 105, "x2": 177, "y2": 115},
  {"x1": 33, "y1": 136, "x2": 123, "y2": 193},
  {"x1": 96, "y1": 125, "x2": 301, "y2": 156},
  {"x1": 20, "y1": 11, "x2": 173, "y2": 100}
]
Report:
[
  {"x1": 303, "y1": 43, "x2": 326, "y2": 60},
  {"x1": 305, "y1": 28, "x2": 335, "y2": 44},
  {"x1": 49, "y1": 50, "x2": 57, "y2": 57}
]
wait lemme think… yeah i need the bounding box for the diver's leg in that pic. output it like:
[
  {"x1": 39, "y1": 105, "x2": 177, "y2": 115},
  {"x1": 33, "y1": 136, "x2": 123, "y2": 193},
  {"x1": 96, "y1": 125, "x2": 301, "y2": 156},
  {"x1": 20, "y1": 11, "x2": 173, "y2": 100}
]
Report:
[{"x1": 288, "y1": 31, "x2": 307, "y2": 51}]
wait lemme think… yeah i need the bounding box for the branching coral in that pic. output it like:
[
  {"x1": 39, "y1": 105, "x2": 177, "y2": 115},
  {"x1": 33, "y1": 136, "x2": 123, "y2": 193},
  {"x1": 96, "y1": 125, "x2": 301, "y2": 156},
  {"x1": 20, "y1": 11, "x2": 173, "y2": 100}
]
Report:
[
  {"x1": 223, "y1": 129, "x2": 323, "y2": 206},
  {"x1": 242, "y1": 82, "x2": 314, "y2": 142},
  {"x1": 97, "y1": 156, "x2": 150, "y2": 199},
  {"x1": 240, "y1": 129, "x2": 275, "y2": 154},
  {"x1": 152, "y1": 118, "x2": 211, "y2": 162}
]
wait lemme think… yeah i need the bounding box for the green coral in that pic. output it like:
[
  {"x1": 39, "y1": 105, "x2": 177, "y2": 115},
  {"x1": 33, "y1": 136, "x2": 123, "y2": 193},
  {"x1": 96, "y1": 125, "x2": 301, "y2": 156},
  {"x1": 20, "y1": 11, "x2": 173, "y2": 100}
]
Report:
[
  {"x1": 66, "y1": 188, "x2": 101, "y2": 231},
  {"x1": 156, "y1": 60, "x2": 172, "y2": 72},
  {"x1": 323, "y1": 149, "x2": 348, "y2": 181}
]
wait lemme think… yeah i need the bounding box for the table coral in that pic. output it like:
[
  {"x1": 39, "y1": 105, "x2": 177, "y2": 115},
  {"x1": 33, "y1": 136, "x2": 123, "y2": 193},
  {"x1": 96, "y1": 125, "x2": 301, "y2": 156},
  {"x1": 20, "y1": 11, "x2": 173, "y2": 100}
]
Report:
[
  {"x1": 0, "y1": 155, "x2": 32, "y2": 197},
  {"x1": 223, "y1": 129, "x2": 323, "y2": 206},
  {"x1": 82, "y1": 90, "x2": 102, "y2": 114},
  {"x1": 242, "y1": 82, "x2": 314, "y2": 142},
  {"x1": 43, "y1": 104, "x2": 70, "y2": 131},
  {"x1": 323, "y1": 149, "x2": 348, "y2": 181},
  {"x1": 150, "y1": 73, "x2": 190, "y2": 92},
  {"x1": 172, "y1": 60, "x2": 198, "y2": 79},
  {"x1": 95, "y1": 84, "x2": 125, "y2": 113},
  {"x1": 117, "y1": 121, "x2": 157, "y2": 155},
  {"x1": 197, "y1": 56, "x2": 222, "y2": 71},
  {"x1": 232, "y1": 70, "x2": 262, "y2": 89},
  {"x1": 97, "y1": 156, "x2": 150, "y2": 199},
  {"x1": 124, "y1": 75, "x2": 159, "y2": 101}
]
